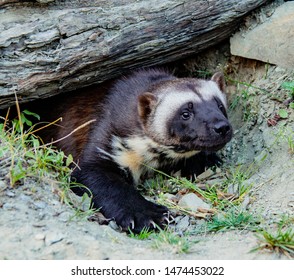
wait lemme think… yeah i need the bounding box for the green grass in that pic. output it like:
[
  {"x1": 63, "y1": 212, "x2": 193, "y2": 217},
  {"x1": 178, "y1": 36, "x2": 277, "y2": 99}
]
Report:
[
  {"x1": 128, "y1": 224, "x2": 197, "y2": 254},
  {"x1": 139, "y1": 173, "x2": 176, "y2": 196},
  {"x1": 0, "y1": 110, "x2": 70, "y2": 186},
  {"x1": 0, "y1": 108, "x2": 95, "y2": 219},
  {"x1": 151, "y1": 228, "x2": 197, "y2": 254},
  {"x1": 252, "y1": 228, "x2": 294, "y2": 258},
  {"x1": 128, "y1": 227, "x2": 154, "y2": 240},
  {"x1": 281, "y1": 128, "x2": 294, "y2": 155},
  {"x1": 281, "y1": 81, "x2": 294, "y2": 101},
  {"x1": 148, "y1": 162, "x2": 254, "y2": 212},
  {"x1": 227, "y1": 77, "x2": 261, "y2": 122},
  {"x1": 250, "y1": 215, "x2": 294, "y2": 259},
  {"x1": 193, "y1": 207, "x2": 260, "y2": 234},
  {"x1": 269, "y1": 126, "x2": 294, "y2": 156}
]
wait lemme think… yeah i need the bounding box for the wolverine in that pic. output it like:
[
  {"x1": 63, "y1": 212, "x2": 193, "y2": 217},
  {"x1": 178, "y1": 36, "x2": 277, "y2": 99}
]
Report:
[{"x1": 30, "y1": 69, "x2": 233, "y2": 233}]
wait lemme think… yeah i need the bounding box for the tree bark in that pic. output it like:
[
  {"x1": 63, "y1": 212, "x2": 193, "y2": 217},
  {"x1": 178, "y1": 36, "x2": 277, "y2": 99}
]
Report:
[{"x1": 0, "y1": 0, "x2": 268, "y2": 108}]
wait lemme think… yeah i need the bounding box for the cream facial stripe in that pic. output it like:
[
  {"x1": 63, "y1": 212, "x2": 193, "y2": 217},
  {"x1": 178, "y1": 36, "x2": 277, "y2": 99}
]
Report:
[
  {"x1": 199, "y1": 80, "x2": 227, "y2": 108},
  {"x1": 152, "y1": 91, "x2": 201, "y2": 140}
]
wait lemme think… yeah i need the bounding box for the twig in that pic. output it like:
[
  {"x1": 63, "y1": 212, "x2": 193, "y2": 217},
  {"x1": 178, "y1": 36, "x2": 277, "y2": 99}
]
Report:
[{"x1": 39, "y1": 119, "x2": 96, "y2": 148}]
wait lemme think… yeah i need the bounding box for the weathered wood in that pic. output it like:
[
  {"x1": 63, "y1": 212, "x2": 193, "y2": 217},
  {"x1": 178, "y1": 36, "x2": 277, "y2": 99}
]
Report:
[{"x1": 0, "y1": 0, "x2": 268, "y2": 108}]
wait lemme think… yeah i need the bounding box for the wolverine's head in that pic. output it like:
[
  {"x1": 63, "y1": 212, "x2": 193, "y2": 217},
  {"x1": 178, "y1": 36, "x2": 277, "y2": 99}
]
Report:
[{"x1": 138, "y1": 72, "x2": 233, "y2": 155}]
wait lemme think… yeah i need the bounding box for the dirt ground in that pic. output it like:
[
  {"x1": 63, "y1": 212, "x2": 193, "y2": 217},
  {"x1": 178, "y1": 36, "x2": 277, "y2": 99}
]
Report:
[{"x1": 0, "y1": 42, "x2": 293, "y2": 260}]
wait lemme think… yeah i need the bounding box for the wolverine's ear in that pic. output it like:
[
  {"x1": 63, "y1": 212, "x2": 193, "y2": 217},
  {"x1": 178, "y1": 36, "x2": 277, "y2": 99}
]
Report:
[
  {"x1": 138, "y1": 92, "x2": 157, "y2": 122},
  {"x1": 211, "y1": 72, "x2": 226, "y2": 92}
]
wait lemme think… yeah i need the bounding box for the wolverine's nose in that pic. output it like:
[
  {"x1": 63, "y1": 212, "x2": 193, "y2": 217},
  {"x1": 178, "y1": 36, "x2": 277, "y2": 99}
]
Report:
[{"x1": 213, "y1": 121, "x2": 231, "y2": 136}]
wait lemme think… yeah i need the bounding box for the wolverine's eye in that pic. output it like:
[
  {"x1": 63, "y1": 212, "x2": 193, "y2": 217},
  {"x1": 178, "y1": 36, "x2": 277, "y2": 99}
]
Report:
[
  {"x1": 181, "y1": 111, "x2": 191, "y2": 120},
  {"x1": 218, "y1": 104, "x2": 224, "y2": 111},
  {"x1": 218, "y1": 103, "x2": 227, "y2": 116},
  {"x1": 214, "y1": 97, "x2": 227, "y2": 116}
]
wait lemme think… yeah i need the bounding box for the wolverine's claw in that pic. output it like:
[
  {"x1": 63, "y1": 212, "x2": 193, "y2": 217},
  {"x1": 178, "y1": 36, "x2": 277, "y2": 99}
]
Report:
[
  {"x1": 163, "y1": 215, "x2": 172, "y2": 224},
  {"x1": 130, "y1": 220, "x2": 135, "y2": 230},
  {"x1": 150, "y1": 221, "x2": 157, "y2": 229},
  {"x1": 163, "y1": 211, "x2": 174, "y2": 224}
]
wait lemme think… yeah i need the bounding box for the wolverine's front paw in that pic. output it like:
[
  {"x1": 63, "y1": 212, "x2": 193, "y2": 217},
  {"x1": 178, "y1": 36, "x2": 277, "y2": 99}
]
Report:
[{"x1": 102, "y1": 197, "x2": 170, "y2": 233}]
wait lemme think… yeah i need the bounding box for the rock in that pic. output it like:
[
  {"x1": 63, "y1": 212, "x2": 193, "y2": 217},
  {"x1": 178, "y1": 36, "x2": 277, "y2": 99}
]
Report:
[
  {"x1": 175, "y1": 216, "x2": 190, "y2": 232},
  {"x1": 58, "y1": 211, "x2": 72, "y2": 223},
  {"x1": 206, "y1": 178, "x2": 225, "y2": 186},
  {"x1": 33, "y1": 222, "x2": 46, "y2": 228},
  {"x1": 197, "y1": 169, "x2": 214, "y2": 180},
  {"x1": 227, "y1": 184, "x2": 239, "y2": 195},
  {"x1": 37, "y1": 212, "x2": 46, "y2": 221},
  {"x1": 0, "y1": 180, "x2": 6, "y2": 190},
  {"x1": 35, "y1": 233, "x2": 46, "y2": 241},
  {"x1": 45, "y1": 232, "x2": 64, "y2": 246},
  {"x1": 162, "y1": 193, "x2": 177, "y2": 203},
  {"x1": 230, "y1": 2, "x2": 294, "y2": 69},
  {"x1": 33, "y1": 201, "x2": 47, "y2": 209},
  {"x1": 215, "y1": 168, "x2": 222, "y2": 174},
  {"x1": 2, "y1": 203, "x2": 17, "y2": 211},
  {"x1": 241, "y1": 195, "x2": 251, "y2": 210},
  {"x1": 108, "y1": 221, "x2": 120, "y2": 231},
  {"x1": 178, "y1": 193, "x2": 211, "y2": 212},
  {"x1": 19, "y1": 193, "x2": 32, "y2": 202},
  {"x1": 68, "y1": 191, "x2": 92, "y2": 212},
  {"x1": 5, "y1": 190, "x2": 15, "y2": 197}
]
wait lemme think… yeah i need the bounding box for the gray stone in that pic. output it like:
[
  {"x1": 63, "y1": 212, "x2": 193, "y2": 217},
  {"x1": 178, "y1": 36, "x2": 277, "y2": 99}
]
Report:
[
  {"x1": 178, "y1": 193, "x2": 211, "y2": 212},
  {"x1": 241, "y1": 195, "x2": 251, "y2": 210},
  {"x1": 5, "y1": 190, "x2": 15, "y2": 197},
  {"x1": 3, "y1": 203, "x2": 17, "y2": 211},
  {"x1": 197, "y1": 169, "x2": 214, "y2": 180},
  {"x1": 227, "y1": 184, "x2": 239, "y2": 195},
  {"x1": 175, "y1": 216, "x2": 190, "y2": 232},
  {"x1": 58, "y1": 211, "x2": 72, "y2": 223},
  {"x1": 19, "y1": 193, "x2": 32, "y2": 202},
  {"x1": 33, "y1": 201, "x2": 47, "y2": 209},
  {"x1": 35, "y1": 233, "x2": 46, "y2": 241},
  {"x1": 108, "y1": 221, "x2": 120, "y2": 231},
  {"x1": 0, "y1": 180, "x2": 6, "y2": 190},
  {"x1": 45, "y1": 232, "x2": 64, "y2": 246},
  {"x1": 230, "y1": 2, "x2": 294, "y2": 69},
  {"x1": 162, "y1": 193, "x2": 177, "y2": 202}
]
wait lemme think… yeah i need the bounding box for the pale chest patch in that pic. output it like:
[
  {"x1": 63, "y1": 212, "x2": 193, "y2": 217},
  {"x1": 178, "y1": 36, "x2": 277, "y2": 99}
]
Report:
[
  {"x1": 111, "y1": 136, "x2": 159, "y2": 183},
  {"x1": 110, "y1": 135, "x2": 199, "y2": 184},
  {"x1": 115, "y1": 149, "x2": 144, "y2": 183}
]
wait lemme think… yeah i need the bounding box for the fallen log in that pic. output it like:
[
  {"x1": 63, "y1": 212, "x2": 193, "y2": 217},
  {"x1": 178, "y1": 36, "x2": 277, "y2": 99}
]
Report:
[{"x1": 0, "y1": 0, "x2": 268, "y2": 108}]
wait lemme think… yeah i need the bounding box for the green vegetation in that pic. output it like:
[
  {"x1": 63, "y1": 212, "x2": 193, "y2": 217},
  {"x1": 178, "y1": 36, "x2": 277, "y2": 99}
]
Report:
[
  {"x1": 0, "y1": 107, "x2": 94, "y2": 219},
  {"x1": 143, "y1": 159, "x2": 255, "y2": 213},
  {"x1": 128, "y1": 221, "x2": 196, "y2": 254},
  {"x1": 227, "y1": 77, "x2": 294, "y2": 123},
  {"x1": 151, "y1": 228, "x2": 197, "y2": 254},
  {"x1": 282, "y1": 128, "x2": 294, "y2": 155},
  {"x1": 274, "y1": 127, "x2": 294, "y2": 155},
  {"x1": 281, "y1": 81, "x2": 294, "y2": 108},
  {"x1": 251, "y1": 216, "x2": 294, "y2": 258},
  {"x1": 0, "y1": 110, "x2": 70, "y2": 186},
  {"x1": 227, "y1": 77, "x2": 262, "y2": 122},
  {"x1": 128, "y1": 227, "x2": 153, "y2": 240},
  {"x1": 194, "y1": 70, "x2": 212, "y2": 79},
  {"x1": 194, "y1": 207, "x2": 260, "y2": 234}
]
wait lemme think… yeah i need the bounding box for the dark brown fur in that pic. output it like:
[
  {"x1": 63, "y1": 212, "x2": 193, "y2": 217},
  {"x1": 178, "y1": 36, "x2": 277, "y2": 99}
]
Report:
[
  {"x1": 14, "y1": 69, "x2": 232, "y2": 233},
  {"x1": 31, "y1": 82, "x2": 111, "y2": 160}
]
